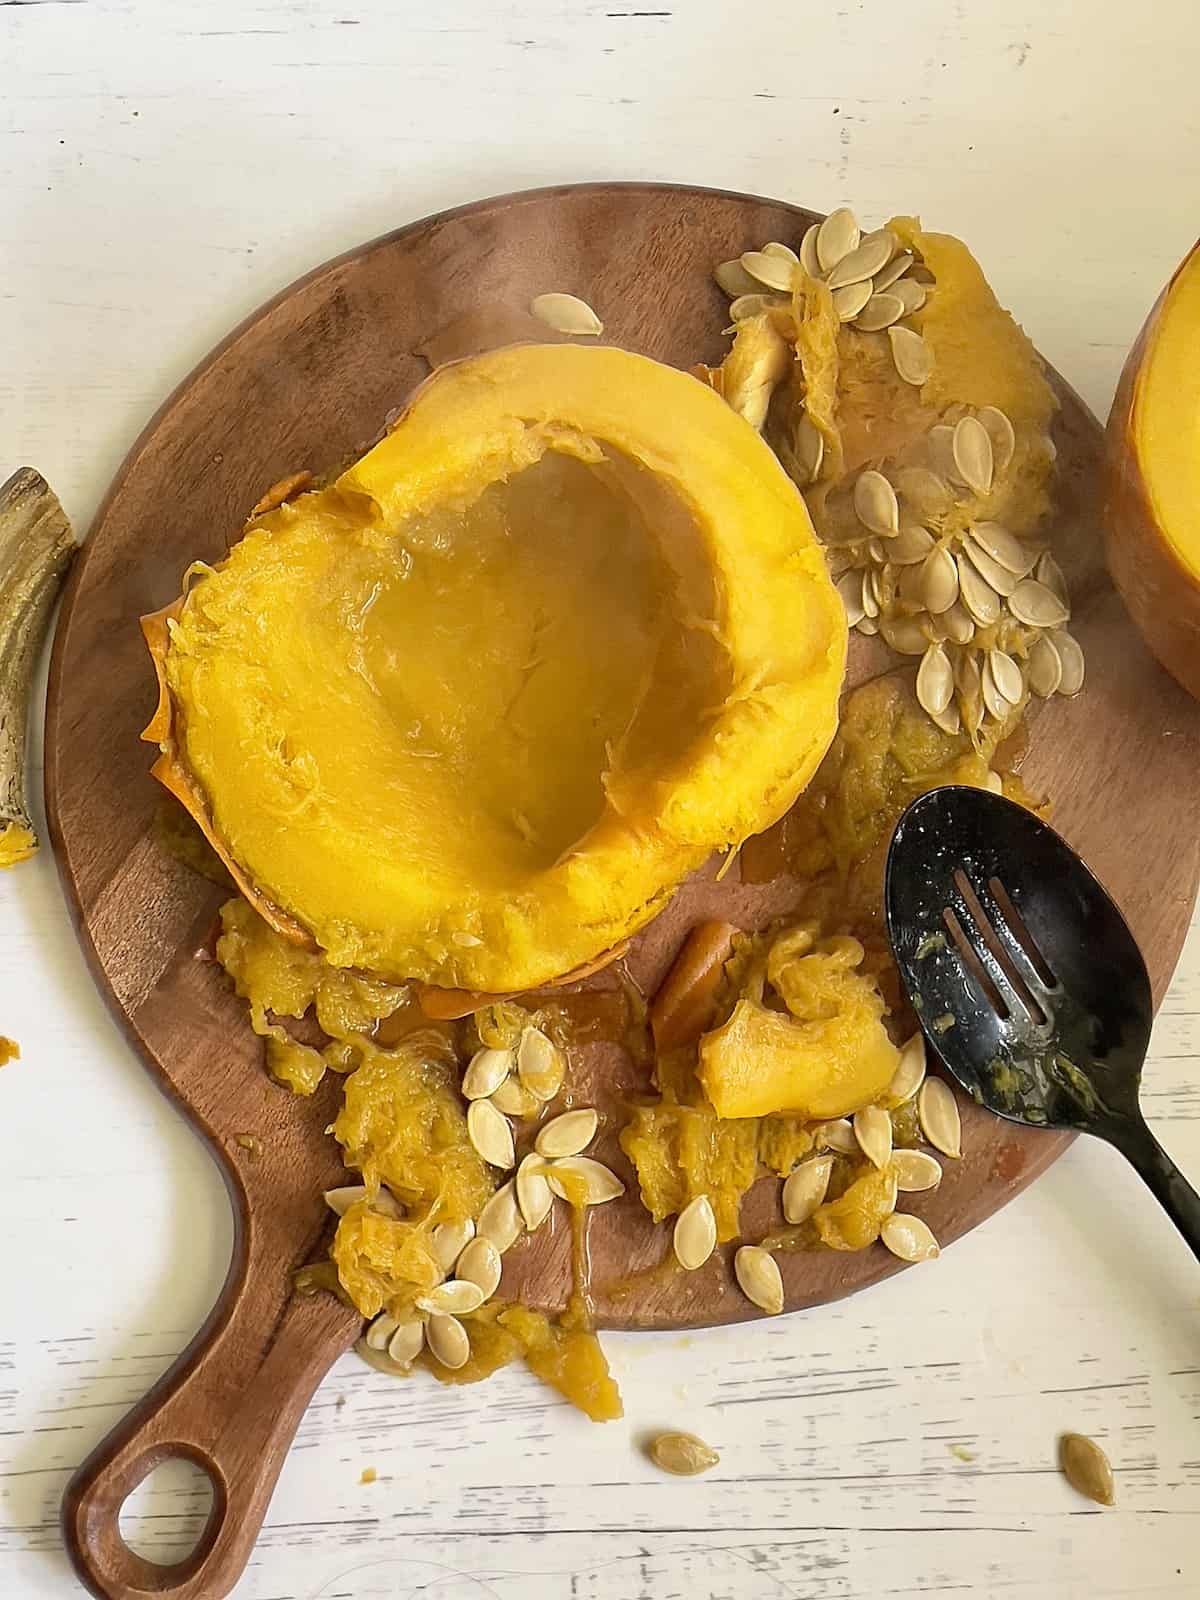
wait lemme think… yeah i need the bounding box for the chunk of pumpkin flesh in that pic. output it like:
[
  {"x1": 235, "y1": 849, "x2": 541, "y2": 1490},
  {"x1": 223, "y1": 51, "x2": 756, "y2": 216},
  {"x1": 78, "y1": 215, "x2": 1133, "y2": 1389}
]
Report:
[
  {"x1": 697, "y1": 934, "x2": 899, "y2": 1120},
  {"x1": 157, "y1": 343, "x2": 845, "y2": 991},
  {"x1": 1106, "y1": 241, "x2": 1200, "y2": 697}
]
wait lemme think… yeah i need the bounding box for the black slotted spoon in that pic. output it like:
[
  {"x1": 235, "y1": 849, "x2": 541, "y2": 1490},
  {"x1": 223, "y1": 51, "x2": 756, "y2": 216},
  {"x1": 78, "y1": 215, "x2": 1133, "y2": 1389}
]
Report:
[{"x1": 885, "y1": 785, "x2": 1200, "y2": 1261}]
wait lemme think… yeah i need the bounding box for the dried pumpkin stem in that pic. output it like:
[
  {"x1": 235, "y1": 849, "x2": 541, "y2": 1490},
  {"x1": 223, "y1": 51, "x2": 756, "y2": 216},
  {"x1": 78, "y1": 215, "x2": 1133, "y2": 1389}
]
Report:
[{"x1": 0, "y1": 469, "x2": 77, "y2": 867}]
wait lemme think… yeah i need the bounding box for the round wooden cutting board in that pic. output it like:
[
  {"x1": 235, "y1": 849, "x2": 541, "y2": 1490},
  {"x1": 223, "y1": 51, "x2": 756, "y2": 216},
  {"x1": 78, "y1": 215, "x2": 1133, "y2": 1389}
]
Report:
[{"x1": 47, "y1": 183, "x2": 1200, "y2": 1600}]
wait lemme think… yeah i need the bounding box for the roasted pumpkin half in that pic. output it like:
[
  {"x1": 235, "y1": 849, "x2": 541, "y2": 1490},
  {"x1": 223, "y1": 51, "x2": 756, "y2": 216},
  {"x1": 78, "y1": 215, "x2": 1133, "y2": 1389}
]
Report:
[
  {"x1": 144, "y1": 343, "x2": 846, "y2": 991},
  {"x1": 1106, "y1": 238, "x2": 1200, "y2": 700}
]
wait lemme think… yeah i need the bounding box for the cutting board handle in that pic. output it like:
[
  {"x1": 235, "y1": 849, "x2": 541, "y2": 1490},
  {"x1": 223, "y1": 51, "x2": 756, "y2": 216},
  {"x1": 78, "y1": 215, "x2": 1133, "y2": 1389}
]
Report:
[{"x1": 62, "y1": 1267, "x2": 359, "y2": 1600}]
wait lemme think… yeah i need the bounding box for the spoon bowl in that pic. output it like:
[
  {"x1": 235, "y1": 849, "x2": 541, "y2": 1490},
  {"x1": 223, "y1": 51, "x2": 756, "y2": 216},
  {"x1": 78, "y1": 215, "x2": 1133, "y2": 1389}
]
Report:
[{"x1": 885, "y1": 785, "x2": 1200, "y2": 1260}]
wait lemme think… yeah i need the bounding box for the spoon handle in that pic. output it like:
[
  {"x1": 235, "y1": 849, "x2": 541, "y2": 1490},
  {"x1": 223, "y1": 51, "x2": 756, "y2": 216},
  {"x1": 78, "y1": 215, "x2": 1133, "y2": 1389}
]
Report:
[{"x1": 1108, "y1": 1120, "x2": 1200, "y2": 1264}]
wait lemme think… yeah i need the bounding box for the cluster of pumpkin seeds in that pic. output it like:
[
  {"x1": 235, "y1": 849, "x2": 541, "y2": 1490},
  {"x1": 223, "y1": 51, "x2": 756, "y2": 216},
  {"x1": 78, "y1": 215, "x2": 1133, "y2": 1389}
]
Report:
[
  {"x1": 713, "y1": 205, "x2": 1086, "y2": 739},
  {"x1": 341, "y1": 1026, "x2": 623, "y2": 1375},
  {"x1": 678, "y1": 1032, "x2": 961, "y2": 1314},
  {"x1": 830, "y1": 416, "x2": 1085, "y2": 735},
  {"x1": 715, "y1": 205, "x2": 935, "y2": 400}
]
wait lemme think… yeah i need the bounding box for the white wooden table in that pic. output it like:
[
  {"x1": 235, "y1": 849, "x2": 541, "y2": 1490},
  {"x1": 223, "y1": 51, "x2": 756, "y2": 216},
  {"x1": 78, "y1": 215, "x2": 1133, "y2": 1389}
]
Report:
[{"x1": 3, "y1": 3, "x2": 1200, "y2": 1596}]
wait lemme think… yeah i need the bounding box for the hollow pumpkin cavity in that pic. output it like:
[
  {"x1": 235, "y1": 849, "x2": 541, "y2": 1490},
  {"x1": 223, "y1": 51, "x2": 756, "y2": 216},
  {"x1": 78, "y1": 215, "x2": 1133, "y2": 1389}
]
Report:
[{"x1": 147, "y1": 344, "x2": 846, "y2": 992}]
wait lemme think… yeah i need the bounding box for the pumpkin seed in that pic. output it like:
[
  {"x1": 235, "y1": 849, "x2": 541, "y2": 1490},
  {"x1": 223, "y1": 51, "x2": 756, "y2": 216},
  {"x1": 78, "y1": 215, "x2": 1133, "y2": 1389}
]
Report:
[
  {"x1": 881, "y1": 614, "x2": 931, "y2": 655},
  {"x1": 984, "y1": 770, "x2": 1003, "y2": 795},
  {"x1": 857, "y1": 615, "x2": 880, "y2": 636},
  {"x1": 517, "y1": 1027, "x2": 565, "y2": 1102},
  {"x1": 816, "y1": 206, "x2": 860, "y2": 271},
  {"x1": 963, "y1": 537, "x2": 1018, "y2": 598},
  {"x1": 892, "y1": 277, "x2": 927, "y2": 316},
  {"x1": 873, "y1": 249, "x2": 914, "y2": 291},
  {"x1": 987, "y1": 648, "x2": 1024, "y2": 705},
  {"x1": 881, "y1": 1213, "x2": 941, "y2": 1262},
  {"x1": 544, "y1": 1155, "x2": 625, "y2": 1205},
  {"x1": 971, "y1": 519, "x2": 1034, "y2": 575},
  {"x1": 890, "y1": 520, "x2": 936, "y2": 565},
  {"x1": 861, "y1": 567, "x2": 880, "y2": 619},
  {"x1": 530, "y1": 292, "x2": 603, "y2": 336},
  {"x1": 977, "y1": 406, "x2": 1016, "y2": 475},
  {"x1": 467, "y1": 1099, "x2": 516, "y2": 1170},
  {"x1": 892, "y1": 1149, "x2": 943, "y2": 1193},
  {"x1": 1035, "y1": 550, "x2": 1069, "y2": 607},
  {"x1": 734, "y1": 1245, "x2": 785, "y2": 1314},
  {"x1": 832, "y1": 280, "x2": 873, "y2": 322},
  {"x1": 981, "y1": 654, "x2": 1018, "y2": 722},
  {"x1": 920, "y1": 546, "x2": 960, "y2": 614},
  {"x1": 535, "y1": 1107, "x2": 598, "y2": 1159},
  {"x1": 324, "y1": 1184, "x2": 401, "y2": 1219},
  {"x1": 1058, "y1": 1432, "x2": 1115, "y2": 1507},
  {"x1": 455, "y1": 1236, "x2": 502, "y2": 1300},
  {"x1": 888, "y1": 325, "x2": 933, "y2": 385},
  {"x1": 917, "y1": 1077, "x2": 962, "y2": 1159},
  {"x1": 794, "y1": 413, "x2": 825, "y2": 483},
  {"x1": 854, "y1": 469, "x2": 900, "y2": 535},
  {"x1": 916, "y1": 642, "x2": 954, "y2": 716},
  {"x1": 1027, "y1": 634, "x2": 1062, "y2": 698},
  {"x1": 816, "y1": 1117, "x2": 859, "y2": 1154},
  {"x1": 365, "y1": 1312, "x2": 399, "y2": 1352},
  {"x1": 1008, "y1": 577, "x2": 1069, "y2": 629},
  {"x1": 762, "y1": 240, "x2": 799, "y2": 264},
  {"x1": 928, "y1": 698, "x2": 962, "y2": 736},
  {"x1": 868, "y1": 537, "x2": 887, "y2": 564},
  {"x1": 476, "y1": 1179, "x2": 524, "y2": 1252},
  {"x1": 895, "y1": 466, "x2": 953, "y2": 517},
  {"x1": 715, "y1": 258, "x2": 762, "y2": 298},
  {"x1": 957, "y1": 555, "x2": 1002, "y2": 627},
  {"x1": 952, "y1": 416, "x2": 994, "y2": 496},
  {"x1": 836, "y1": 569, "x2": 866, "y2": 628},
  {"x1": 462, "y1": 1047, "x2": 513, "y2": 1101},
  {"x1": 1052, "y1": 629, "x2": 1085, "y2": 696},
  {"x1": 416, "y1": 1278, "x2": 486, "y2": 1316},
  {"x1": 430, "y1": 1218, "x2": 476, "y2": 1275},
  {"x1": 927, "y1": 424, "x2": 960, "y2": 483},
  {"x1": 938, "y1": 600, "x2": 976, "y2": 645},
  {"x1": 386, "y1": 1319, "x2": 425, "y2": 1367},
  {"x1": 515, "y1": 1151, "x2": 554, "y2": 1230},
  {"x1": 853, "y1": 1104, "x2": 894, "y2": 1169},
  {"x1": 426, "y1": 1312, "x2": 471, "y2": 1370},
  {"x1": 673, "y1": 1194, "x2": 718, "y2": 1270},
  {"x1": 889, "y1": 1033, "x2": 927, "y2": 1104},
  {"x1": 648, "y1": 1431, "x2": 720, "y2": 1476},
  {"x1": 854, "y1": 291, "x2": 905, "y2": 332},
  {"x1": 782, "y1": 1155, "x2": 834, "y2": 1223},
  {"x1": 729, "y1": 292, "x2": 782, "y2": 322},
  {"x1": 826, "y1": 231, "x2": 896, "y2": 290},
  {"x1": 740, "y1": 250, "x2": 797, "y2": 293},
  {"x1": 799, "y1": 223, "x2": 822, "y2": 278},
  {"x1": 490, "y1": 1077, "x2": 540, "y2": 1118}
]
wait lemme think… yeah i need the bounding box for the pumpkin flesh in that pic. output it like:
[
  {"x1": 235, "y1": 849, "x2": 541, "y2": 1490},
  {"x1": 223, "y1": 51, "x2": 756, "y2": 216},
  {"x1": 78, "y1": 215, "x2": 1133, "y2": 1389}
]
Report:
[{"x1": 149, "y1": 343, "x2": 846, "y2": 992}]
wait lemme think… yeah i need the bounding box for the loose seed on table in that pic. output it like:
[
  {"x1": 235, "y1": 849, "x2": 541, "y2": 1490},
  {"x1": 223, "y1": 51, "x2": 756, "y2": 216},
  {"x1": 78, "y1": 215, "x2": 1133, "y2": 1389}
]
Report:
[
  {"x1": 1059, "y1": 1432, "x2": 1115, "y2": 1506},
  {"x1": 648, "y1": 1431, "x2": 720, "y2": 1476}
]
